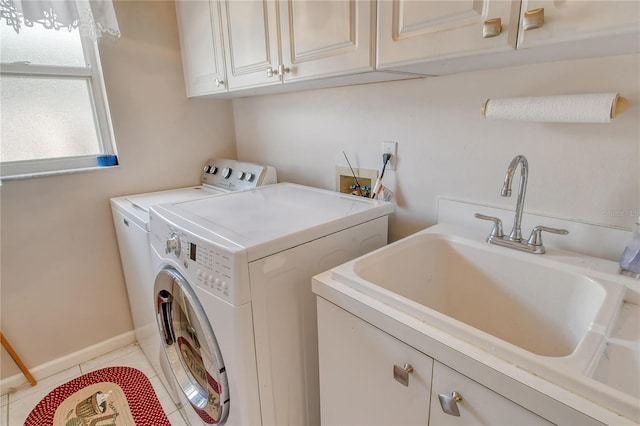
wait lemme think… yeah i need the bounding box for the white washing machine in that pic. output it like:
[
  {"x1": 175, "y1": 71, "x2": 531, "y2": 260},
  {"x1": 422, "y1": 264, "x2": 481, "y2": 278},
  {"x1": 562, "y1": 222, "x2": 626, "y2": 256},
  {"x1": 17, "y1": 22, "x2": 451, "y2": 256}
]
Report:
[
  {"x1": 149, "y1": 183, "x2": 393, "y2": 425},
  {"x1": 110, "y1": 159, "x2": 276, "y2": 401}
]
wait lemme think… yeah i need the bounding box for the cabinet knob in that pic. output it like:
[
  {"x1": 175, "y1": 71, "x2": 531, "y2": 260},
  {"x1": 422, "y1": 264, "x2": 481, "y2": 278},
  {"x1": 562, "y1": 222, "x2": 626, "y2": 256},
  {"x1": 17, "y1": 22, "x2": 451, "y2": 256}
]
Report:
[
  {"x1": 522, "y1": 8, "x2": 544, "y2": 31},
  {"x1": 482, "y1": 18, "x2": 502, "y2": 38},
  {"x1": 278, "y1": 64, "x2": 291, "y2": 75},
  {"x1": 215, "y1": 79, "x2": 225, "y2": 87},
  {"x1": 393, "y1": 363, "x2": 414, "y2": 387},
  {"x1": 438, "y1": 391, "x2": 463, "y2": 417},
  {"x1": 266, "y1": 64, "x2": 291, "y2": 78}
]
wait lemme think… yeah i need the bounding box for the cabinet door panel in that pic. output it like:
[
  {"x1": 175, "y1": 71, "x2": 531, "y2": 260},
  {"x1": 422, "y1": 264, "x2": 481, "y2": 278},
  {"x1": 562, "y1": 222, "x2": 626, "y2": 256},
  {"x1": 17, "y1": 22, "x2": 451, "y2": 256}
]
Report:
[
  {"x1": 317, "y1": 298, "x2": 432, "y2": 425},
  {"x1": 280, "y1": 0, "x2": 374, "y2": 82},
  {"x1": 175, "y1": 0, "x2": 226, "y2": 96},
  {"x1": 518, "y1": 0, "x2": 640, "y2": 49},
  {"x1": 220, "y1": 0, "x2": 280, "y2": 89},
  {"x1": 430, "y1": 361, "x2": 554, "y2": 425},
  {"x1": 377, "y1": 0, "x2": 519, "y2": 69}
]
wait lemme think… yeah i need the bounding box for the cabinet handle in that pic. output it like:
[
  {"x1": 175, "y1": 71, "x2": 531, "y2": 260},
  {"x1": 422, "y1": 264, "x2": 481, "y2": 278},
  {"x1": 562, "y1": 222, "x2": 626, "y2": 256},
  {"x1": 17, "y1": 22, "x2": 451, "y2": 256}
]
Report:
[
  {"x1": 438, "y1": 391, "x2": 463, "y2": 417},
  {"x1": 393, "y1": 363, "x2": 414, "y2": 387},
  {"x1": 482, "y1": 18, "x2": 502, "y2": 38},
  {"x1": 278, "y1": 64, "x2": 291, "y2": 75},
  {"x1": 522, "y1": 8, "x2": 544, "y2": 31},
  {"x1": 266, "y1": 64, "x2": 291, "y2": 78},
  {"x1": 215, "y1": 79, "x2": 224, "y2": 87}
]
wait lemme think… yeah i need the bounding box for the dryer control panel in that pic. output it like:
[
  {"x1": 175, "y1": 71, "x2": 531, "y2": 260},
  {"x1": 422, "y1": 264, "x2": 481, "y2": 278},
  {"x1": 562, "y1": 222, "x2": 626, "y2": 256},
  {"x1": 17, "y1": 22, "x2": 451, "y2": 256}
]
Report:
[{"x1": 200, "y1": 158, "x2": 277, "y2": 192}]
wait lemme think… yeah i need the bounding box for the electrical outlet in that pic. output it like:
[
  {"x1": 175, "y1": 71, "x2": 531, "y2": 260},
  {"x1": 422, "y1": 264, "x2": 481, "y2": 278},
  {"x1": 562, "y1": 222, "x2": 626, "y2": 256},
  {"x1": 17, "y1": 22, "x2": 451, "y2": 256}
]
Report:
[
  {"x1": 335, "y1": 166, "x2": 378, "y2": 198},
  {"x1": 382, "y1": 141, "x2": 397, "y2": 170}
]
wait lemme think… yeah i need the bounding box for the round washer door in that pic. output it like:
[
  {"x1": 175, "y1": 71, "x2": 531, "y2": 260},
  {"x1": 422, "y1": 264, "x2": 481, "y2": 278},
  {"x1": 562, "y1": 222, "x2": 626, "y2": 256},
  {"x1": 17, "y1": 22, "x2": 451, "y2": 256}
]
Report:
[{"x1": 155, "y1": 267, "x2": 229, "y2": 425}]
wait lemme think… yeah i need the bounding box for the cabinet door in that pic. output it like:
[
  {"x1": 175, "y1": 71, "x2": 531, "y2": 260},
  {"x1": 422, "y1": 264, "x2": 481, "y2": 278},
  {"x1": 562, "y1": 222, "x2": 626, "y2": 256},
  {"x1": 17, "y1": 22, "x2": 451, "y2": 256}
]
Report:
[
  {"x1": 279, "y1": 0, "x2": 375, "y2": 82},
  {"x1": 219, "y1": 0, "x2": 281, "y2": 90},
  {"x1": 377, "y1": 0, "x2": 519, "y2": 70},
  {"x1": 317, "y1": 298, "x2": 433, "y2": 425},
  {"x1": 518, "y1": 0, "x2": 640, "y2": 49},
  {"x1": 430, "y1": 361, "x2": 553, "y2": 425},
  {"x1": 175, "y1": 0, "x2": 227, "y2": 96}
]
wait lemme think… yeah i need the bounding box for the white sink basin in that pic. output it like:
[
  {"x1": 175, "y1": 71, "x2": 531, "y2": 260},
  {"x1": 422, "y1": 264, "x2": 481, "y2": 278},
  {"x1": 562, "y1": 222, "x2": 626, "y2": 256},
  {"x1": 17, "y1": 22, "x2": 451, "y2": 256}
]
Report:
[
  {"x1": 331, "y1": 226, "x2": 625, "y2": 375},
  {"x1": 354, "y1": 232, "x2": 606, "y2": 357}
]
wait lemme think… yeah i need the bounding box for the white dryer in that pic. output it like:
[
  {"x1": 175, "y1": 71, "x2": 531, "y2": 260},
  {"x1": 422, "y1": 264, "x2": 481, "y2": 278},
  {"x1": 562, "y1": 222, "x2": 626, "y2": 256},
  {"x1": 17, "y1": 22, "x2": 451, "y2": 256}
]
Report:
[
  {"x1": 110, "y1": 159, "x2": 276, "y2": 401},
  {"x1": 149, "y1": 183, "x2": 393, "y2": 425}
]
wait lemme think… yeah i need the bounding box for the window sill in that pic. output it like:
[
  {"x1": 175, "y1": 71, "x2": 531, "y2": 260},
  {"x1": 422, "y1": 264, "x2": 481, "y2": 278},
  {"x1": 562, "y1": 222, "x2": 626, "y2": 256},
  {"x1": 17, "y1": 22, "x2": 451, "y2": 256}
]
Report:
[{"x1": 1, "y1": 164, "x2": 119, "y2": 182}]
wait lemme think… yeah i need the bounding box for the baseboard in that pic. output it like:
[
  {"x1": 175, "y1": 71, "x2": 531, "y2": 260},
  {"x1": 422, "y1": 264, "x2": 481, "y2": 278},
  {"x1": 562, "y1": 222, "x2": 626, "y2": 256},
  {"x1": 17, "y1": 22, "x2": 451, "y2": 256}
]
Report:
[{"x1": 1, "y1": 331, "x2": 136, "y2": 395}]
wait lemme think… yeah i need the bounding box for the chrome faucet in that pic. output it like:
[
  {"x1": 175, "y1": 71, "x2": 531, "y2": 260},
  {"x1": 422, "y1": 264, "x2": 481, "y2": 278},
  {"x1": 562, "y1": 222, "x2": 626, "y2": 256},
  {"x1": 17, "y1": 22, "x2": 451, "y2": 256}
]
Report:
[
  {"x1": 475, "y1": 155, "x2": 568, "y2": 254},
  {"x1": 502, "y1": 155, "x2": 528, "y2": 241}
]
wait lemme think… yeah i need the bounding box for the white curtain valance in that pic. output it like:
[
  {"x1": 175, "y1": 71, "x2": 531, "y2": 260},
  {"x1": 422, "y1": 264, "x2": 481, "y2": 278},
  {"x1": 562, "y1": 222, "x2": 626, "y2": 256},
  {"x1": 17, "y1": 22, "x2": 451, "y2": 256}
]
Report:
[{"x1": 0, "y1": 0, "x2": 120, "y2": 40}]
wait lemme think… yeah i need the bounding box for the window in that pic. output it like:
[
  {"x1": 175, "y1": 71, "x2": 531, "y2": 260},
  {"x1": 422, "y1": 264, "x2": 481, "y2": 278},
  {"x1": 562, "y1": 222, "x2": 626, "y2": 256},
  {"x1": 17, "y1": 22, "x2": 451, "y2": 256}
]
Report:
[{"x1": 0, "y1": 0, "x2": 119, "y2": 179}]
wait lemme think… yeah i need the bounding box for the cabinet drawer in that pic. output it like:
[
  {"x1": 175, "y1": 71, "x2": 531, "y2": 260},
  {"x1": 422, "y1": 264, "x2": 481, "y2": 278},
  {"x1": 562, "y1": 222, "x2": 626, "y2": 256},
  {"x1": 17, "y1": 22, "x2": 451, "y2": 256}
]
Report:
[{"x1": 430, "y1": 361, "x2": 553, "y2": 425}]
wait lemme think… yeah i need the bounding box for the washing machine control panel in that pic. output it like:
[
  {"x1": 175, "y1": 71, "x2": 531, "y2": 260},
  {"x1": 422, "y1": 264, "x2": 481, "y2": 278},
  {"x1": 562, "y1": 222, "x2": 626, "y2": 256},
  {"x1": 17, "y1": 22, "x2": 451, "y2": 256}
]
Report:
[
  {"x1": 151, "y1": 216, "x2": 246, "y2": 305},
  {"x1": 187, "y1": 240, "x2": 235, "y2": 300}
]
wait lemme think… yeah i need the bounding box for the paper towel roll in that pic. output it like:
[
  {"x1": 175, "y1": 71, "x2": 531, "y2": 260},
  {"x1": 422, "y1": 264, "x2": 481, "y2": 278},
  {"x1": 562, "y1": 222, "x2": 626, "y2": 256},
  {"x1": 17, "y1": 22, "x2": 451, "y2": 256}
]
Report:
[{"x1": 482, "y1": 93, "x2": 621, "y2": 123}]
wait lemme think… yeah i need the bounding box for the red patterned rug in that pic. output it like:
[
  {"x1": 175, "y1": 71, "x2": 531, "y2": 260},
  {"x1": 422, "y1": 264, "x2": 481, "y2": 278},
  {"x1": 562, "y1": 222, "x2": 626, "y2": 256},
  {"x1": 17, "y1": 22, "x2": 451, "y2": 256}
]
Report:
[{"x1": 25, "y1": 366, "x2": 171, "y2": 426}]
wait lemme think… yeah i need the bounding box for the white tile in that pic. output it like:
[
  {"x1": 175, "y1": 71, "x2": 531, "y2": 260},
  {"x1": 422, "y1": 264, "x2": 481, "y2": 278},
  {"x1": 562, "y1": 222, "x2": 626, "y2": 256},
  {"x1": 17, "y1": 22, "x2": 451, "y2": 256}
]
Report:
[
  {"x1": 78, "y1": 342, "x2": 141, "y2": 373},
  {"x1": 167, "y1": 409, "x2": 189, "y2": 426},
  {"x1": 149, "y1": 375, "x2": 179, "y2": 418},
  {"x1": 79, "y1": 344, "x2": 156, "y2": 378},
  {"x1": 8, "y1": 366, "x2": 81, "y2": 404},
  {"x1": 1, "y1": 402, "x2": 7, "y2": 426},
  {"x1": 7, "y1": 390, "x2": 39, "y2": 426}
]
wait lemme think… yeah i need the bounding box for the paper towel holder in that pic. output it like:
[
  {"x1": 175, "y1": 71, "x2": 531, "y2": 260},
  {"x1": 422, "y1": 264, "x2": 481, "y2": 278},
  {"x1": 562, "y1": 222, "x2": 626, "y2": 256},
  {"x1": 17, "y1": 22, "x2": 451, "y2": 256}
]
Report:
[{"x1": 481, "y1": 93, "x2": 628, "y2": 122}]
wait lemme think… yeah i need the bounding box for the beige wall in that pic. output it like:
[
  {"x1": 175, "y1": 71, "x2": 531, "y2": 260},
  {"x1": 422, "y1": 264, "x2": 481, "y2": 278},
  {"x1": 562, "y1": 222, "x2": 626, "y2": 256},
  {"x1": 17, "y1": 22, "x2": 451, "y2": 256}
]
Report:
[
  {"x1": 0, "y1": 1, "x2": 235, "y2": 379},
  {"x1": 233, "y1": 54, "x2": 639, "y2": 242}
]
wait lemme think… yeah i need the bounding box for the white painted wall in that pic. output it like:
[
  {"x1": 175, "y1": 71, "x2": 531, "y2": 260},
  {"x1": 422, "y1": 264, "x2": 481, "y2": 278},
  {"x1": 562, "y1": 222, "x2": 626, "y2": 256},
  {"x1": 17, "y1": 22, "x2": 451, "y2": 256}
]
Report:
[
  {"x1": 233, "y1": 54, "x2": 639, "y2": 243},
  {"x1": 0, "y1": 1, "x2": 235, "y2": 379}
]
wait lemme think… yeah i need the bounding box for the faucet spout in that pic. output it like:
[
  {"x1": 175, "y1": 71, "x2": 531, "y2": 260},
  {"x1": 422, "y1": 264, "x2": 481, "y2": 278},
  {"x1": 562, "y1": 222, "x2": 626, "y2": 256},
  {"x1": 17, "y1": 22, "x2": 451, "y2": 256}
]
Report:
[{"x1": 502, "y1": 155, "x2": 528, "y2": 241}]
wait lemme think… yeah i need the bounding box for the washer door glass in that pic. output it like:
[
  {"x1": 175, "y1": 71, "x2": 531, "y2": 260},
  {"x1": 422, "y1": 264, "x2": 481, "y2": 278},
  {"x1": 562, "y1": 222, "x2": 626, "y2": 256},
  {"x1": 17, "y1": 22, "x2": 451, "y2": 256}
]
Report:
[{"x1": 155, "y1": 268, "x2": 229, "y2": 424}]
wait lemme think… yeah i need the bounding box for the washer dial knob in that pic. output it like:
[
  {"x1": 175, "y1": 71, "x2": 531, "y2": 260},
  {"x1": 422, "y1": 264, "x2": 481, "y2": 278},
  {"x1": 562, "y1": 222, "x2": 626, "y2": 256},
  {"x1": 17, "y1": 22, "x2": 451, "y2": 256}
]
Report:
[
  {"x1": 237, "y1": 171, "x2": 245, "y2": 180},
  {"x1": 166, "y1": 233, "x2": 181, "y2": 258},
  {"x1": 222, "y1": 167, "x2": 232, "y2": 179},
  {"x1": 244, "y1": 172, "x2": 255, "y2": 182}
]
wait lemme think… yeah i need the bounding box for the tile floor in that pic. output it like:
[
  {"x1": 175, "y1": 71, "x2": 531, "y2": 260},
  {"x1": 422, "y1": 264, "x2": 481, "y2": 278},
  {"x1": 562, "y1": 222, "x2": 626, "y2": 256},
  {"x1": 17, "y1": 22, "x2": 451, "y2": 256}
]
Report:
[{"x1": 1, "y1": 343, "x2": 186, "y2": 426}]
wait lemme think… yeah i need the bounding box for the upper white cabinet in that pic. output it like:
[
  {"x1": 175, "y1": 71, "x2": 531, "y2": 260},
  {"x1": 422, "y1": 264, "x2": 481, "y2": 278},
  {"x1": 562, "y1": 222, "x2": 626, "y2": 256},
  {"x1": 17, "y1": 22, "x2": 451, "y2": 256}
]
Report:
[
  {"x1": 219, "y1": 0, "x2": 376, "y2": 92},
  {"x1": 176, "y1": 0, "x2": 639, "y2": 96},
  {"x1": 377, "y1": 0, "x2": 639, "y2": 75},
  {"x1": 377, "y1": 0, "x2": 520, "y2": 70},
  {"x1": 279, "y1": 0, "x2": 375, "y2": 82},
  {"x1": 218, "y1": 0, "x2": 280, "y2": 90},
  {"x1": 517, "y1": 0, "x2": 640, "y2": 50},
  {"x1": 175, "y1": 0, "x2": 227, "y2": 96}
]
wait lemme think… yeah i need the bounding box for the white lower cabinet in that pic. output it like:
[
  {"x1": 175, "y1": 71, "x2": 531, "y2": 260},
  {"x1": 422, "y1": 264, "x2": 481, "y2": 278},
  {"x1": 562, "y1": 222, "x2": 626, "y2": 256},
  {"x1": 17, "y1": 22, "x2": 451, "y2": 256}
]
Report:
[
  {"x1": 317, "y1": 298, "x2": 432, "y2": 425},
  {"x1": 317, "y1": 298, "x2": 554, "y2": 425},
  {"x1": 430, "y1": 361, "x2": 552, "y2": 425}
]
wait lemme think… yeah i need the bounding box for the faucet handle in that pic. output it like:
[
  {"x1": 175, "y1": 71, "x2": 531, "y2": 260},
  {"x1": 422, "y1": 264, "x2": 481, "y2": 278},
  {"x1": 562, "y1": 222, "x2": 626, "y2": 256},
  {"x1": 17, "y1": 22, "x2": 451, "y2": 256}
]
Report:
[
  {"x1": 474, "y1": 213, "x2": 504, "y2": 238},
  {"x1": 526, "y1": 225, "x2": 569, "y2": 247}
]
